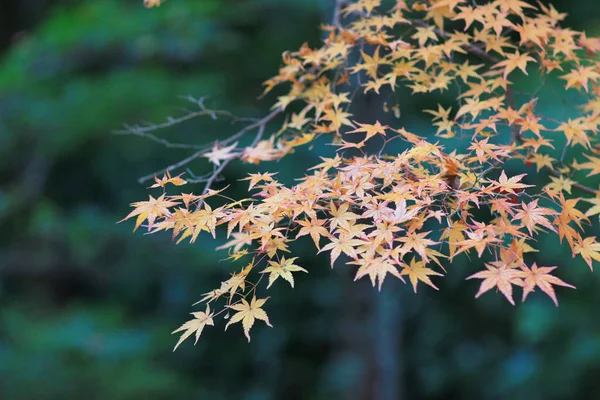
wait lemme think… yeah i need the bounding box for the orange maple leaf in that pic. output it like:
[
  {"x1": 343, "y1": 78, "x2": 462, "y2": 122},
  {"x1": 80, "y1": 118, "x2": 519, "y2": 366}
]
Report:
[{"x1": 520, "y1": 263, "x2": 575, "y2": 306}]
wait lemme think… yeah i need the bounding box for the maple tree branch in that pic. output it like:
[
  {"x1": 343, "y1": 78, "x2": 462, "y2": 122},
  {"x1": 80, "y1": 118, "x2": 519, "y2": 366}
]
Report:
[
  {"x1": 332, "y1": 0, "x2": 348, "y2": 29},
  {"x1": 138, "y1": 148, "x2": 206, "y2": 184},
  {"x1": 115, "y1": 95, "x2": 257, "y2": 136},
  {"x1": 196, "y1": 123, "x2": 267, "y2": 211},
  {"x1": 137, "y1": 107, "x2": 282, "y2": 184},
  {"x1": 199, "y1": 123, "x2": 266, "y2": 199},
  {"x1": 218, "y1": 107, "x2": 281, "y2": 147},
  {"x1": 114, "y1": 131, "x2": 206, "y2": 150},
  {"x1": 504, "y1": 89, "x2": 524, "y2": 144}
]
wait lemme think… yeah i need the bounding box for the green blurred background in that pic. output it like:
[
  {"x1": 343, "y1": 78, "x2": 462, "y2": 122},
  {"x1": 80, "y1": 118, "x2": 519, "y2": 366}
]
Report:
[{"x1": 1, "y1": 0, "x2": 600, "y2": 399}]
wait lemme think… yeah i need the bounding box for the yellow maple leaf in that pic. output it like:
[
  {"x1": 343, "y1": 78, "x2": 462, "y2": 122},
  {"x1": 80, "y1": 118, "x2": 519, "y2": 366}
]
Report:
[
  {"x1": 172, "y1": 305, "x2": 214, "y2": 351},
  {"x1": 261, "y1": 256, "x2": 307, "y2": 288},
  {"x1": 121, "y1": 194, "x2": 179, "y2": 231},
  {"x1": 400, "y1": 258, "x2": 442, "y2": 293},
  {"x1": 203, "y1": 142, "x2": 238, "y2": 166},
  {"x1": 225, "y1": 297, "x2": 273, "y2": 342},
  {"x1": 494, "y1": 50, "x2": 536, "y2": 80}
]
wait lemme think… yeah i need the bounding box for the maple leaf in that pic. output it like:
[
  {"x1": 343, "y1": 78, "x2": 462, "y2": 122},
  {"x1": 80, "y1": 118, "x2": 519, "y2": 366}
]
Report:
[
  {"x1": 520, "y1": 263, "x2": 575, "y2": 306},
  {"x1": 490, "y1": 171, "x2": 533, "y2": 194},
  {"x1": 328, "y1": 201, "x2": 357, "y2": 231},
  {"x1": 121, "y1": 194, "x2": 179, "y2": 231},
  {"x1": 545, "y1": 175, "x2": 575, "y2": 194},
  {"x1": 143, "y1": 0, "x2": 162, "y2": 7},
  {"x1": 203, "y1": 142, "x2": 238, "y2": 166},
  {"x1": 353, "y1": 257, "x2": 405, "y2": 291},
  {"x1": 574, "y1": 236, "x2": 600, "y2": 270},
  {"x1": 452, "y1": 5, "x2": 482, "y2": 32},
  {"x1": 149, "y1": 171, "x2": 187, "y2": 189},
  {"x1": 172, "y1": 305, "x2": 214, "y2": 351},
  {"x1": 411, "y1": 26, "x2": 438, "y2": 47},
  {"x1": 441, "y1": 222, "x2": 467, "y2": 260},
  {"x1": 561, "y1": 65, "x2": 600, "y2": 92},
  {"x1": 225, "y1": 297, "x2": 273, "y2": 342},
  {"x1": 467, "y1": 263, "x2": 524, "y2": 305},
  {"x1": 573, "y1": 154, "x2": 600, "y2": 177},
  {"x1": 400, "y1": 258, "x2": 442, "y2": 293},
  {"x1": 347, "y1": 120, "x2": 388, "y2": 141},
  {"x1": 496, "y1": 0, "x2": 537, "y2": 16},
  {"x1": 514, "y1": 199, "x2": 557, "y2": 235},
  {"x1": 353, "y1": 46, "x2": 387, "y2": 79},
  {"x1": 494, "y1": 50, "x2": 536, "y2": 80},
  {"x1": 242, "y1": 172, "x2": 277, "y2": 190},
  {"x1": 241, "y1": 140, "x2": 282, "y2": 164},
  {"x1": 296, "y1": 218, "x2": 329, "y2": 250},
  {"x1": 319, "y1": 233, "x2": 365, "y2": 267},
  {"x1": 583, "y1": 197, "x2": 600, "y2": 217},
  {"x1": 261, "y1": 256, "x2": 307, "y2": 288},
  {"x1": 388, "y1": 199, "x2": 421, "y2": 224},
  {"x1": 397, "y1": 231, "x2": 438, "y2": 262}
]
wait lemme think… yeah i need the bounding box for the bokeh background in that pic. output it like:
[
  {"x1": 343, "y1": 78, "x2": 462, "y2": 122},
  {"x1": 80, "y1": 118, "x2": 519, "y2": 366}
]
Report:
[{"x1": 1, "y1": 0, "x2": 600, "y2": 399}]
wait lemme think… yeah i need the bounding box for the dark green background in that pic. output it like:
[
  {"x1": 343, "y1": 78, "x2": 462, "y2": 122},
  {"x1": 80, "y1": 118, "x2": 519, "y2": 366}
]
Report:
[{"x1": 1, "y1": 1, "x2": 600, "y2": 399}]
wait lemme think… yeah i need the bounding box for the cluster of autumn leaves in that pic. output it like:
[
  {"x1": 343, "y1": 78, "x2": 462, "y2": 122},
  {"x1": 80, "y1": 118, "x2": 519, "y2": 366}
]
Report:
[{"x1": 128, "y1": 0, "x2": 600, "y2": 347}]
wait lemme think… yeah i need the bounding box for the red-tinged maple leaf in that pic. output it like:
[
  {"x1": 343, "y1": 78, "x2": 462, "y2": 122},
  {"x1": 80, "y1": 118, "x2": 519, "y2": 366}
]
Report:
[
  {"x1": 400, "y1": 258, "x2": 442, "y2": 293},
  {"x1": 558, "y1": 194, "x2": 589, "y2": 229},
  {"x1": 467, "y1": 263, "x2": 524, "y2": 305},
  {"x1": 121, "y1": 194, "x2": 179, "y2": 231},
  {"x1": 225, "y1": 297, "x2": 273, "y2": 342},
  {"x1": 389, "y1": 199, "x2": 421, "y2": 224},
  {"x1": 455, "y1": 229, "x2": 502, "y2": 258},
  {"x1": 468, "y1": 138, "x2": 505, "y2": 163},
  {"x1": 514, "y1": 199, "x2": 557, "y2": 235},
  {"x1": 490, "y1": 171, "x2": 533, "y2": 194},
  {"x1": 397, "y1": 231, "x2": 438, "y2": 262},
  {"x1": 520, "y1": 263, "x2": 575, "y2": 306}
]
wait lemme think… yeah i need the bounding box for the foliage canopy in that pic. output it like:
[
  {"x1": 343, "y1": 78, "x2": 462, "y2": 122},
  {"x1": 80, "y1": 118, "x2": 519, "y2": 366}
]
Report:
[{"x1": 124, "y1": 0, "x2": 600, "y2": 348}]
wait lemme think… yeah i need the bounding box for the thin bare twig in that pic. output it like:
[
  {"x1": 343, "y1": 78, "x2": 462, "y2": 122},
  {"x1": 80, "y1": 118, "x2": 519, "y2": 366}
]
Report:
[
  {"x1": 138, "y1": 148, "x2": 206, "y2": 184},
  {"x1": 195, "y1": 123, "x2": 267, "y2": 210},
  {"x1": 332, "y1": 0, "x2": 347, "y2": 29},
  {"x1": 115, "y1": 95, "x2": 257, "y2": 136},
  {"x1": 137, "y1": 107, "x2": 282, "y2": 184}
]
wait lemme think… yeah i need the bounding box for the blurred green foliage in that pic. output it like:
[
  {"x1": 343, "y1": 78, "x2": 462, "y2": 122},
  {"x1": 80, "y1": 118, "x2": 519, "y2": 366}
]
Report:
[{"x1": 1, "y1": 0, "x2": 600, "y2": 399}]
